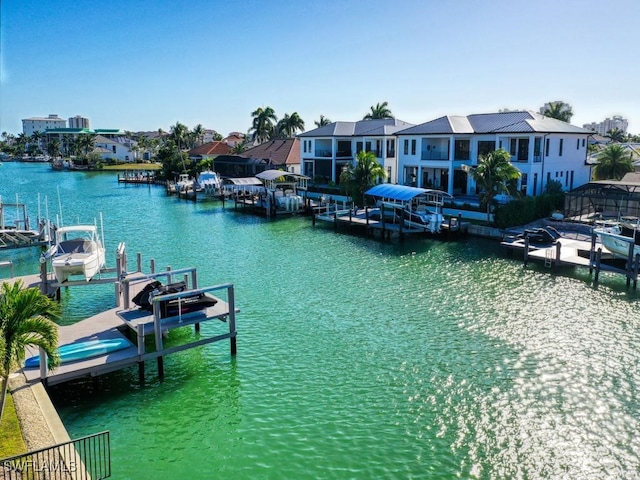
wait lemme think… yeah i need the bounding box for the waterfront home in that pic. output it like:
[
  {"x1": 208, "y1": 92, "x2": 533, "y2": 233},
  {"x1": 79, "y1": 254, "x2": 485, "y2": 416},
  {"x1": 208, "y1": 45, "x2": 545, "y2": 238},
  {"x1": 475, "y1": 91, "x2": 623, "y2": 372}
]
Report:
[
  {"x1": 187, "y1": 141, "x2": 232, "y2": 163},
  {"x1": 242, "y1": 138, "x2": 301, "y2": 174},
  {"x1": 395, "y1": 111, "x2": 592, "y2": 197},
  {"x1": 298, "y1": 119, "x2": 414, "y2": 184},
  {"x1": 93, "y1": 134, "x2": 135, "y2": 162}
]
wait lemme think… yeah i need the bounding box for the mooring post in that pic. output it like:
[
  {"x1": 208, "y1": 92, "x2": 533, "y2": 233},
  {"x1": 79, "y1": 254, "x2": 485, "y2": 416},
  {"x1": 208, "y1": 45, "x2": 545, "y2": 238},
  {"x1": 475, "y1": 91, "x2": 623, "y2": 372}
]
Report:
[
  {"x1": 228, "y1": 285, "x2": 237, "y2": 355},
  {"x1": 137, "y1": 252, "x2": 142, "y2": 272},
  {"x1": 523, "y1": 236, "x2": 530, "y2": 267},
  {"x1": 595, "y1": 248, "x2": 602, "y2": 285},
  {"x1": 166, "y1": 266, "x2": 172, "y2": 284},
  {"x1": 555, "y1": 241, "x2": 562, "y2": 273},
  {"x1": 589, "y1": 232, "x2": 597, "y2": 274},
  {"x1": 153, "y1": 306, "x2": 165, "y2": 378},
  {"x1": 333, "y1": 212, "x2": 337, "y2": 232},
  {"x1": 150, "y1": 258, "x2": 155, "y2": 274},
  {"x1": 634, "y1": 253, "x2": 640, "y2": 290}
]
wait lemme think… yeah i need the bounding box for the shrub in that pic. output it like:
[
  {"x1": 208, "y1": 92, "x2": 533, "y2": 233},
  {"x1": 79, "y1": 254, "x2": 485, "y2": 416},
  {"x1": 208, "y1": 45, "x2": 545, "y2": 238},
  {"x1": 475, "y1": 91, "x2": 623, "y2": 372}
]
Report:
[{"x1": 494, "y1": 191, "x2": 566, "y2": 228}]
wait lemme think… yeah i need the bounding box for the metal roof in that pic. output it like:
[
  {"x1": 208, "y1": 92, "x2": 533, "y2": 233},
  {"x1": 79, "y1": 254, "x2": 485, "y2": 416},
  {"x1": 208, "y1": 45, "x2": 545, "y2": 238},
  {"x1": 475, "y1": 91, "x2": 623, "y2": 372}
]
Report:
[
  {"x1": 299, "y1": 119, "x2": 414, "y2": 138},
  {"x1": 365, "y1": 184, "x2": 429, "y2": 201},
  {"x1": 224, "y1": 177, "x2": 262, "y2": 185},
  {"x1": 256, "y1": 170, "x2": 310, "y2": 181},
  {"x1": 396, "y1": 111, "x2": 593, "y2": 136}
]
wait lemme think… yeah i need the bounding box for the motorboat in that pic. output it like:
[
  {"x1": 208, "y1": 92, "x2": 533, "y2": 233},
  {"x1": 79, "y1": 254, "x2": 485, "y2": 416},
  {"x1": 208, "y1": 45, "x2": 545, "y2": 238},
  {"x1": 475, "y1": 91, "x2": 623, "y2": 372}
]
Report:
[
  {"x1": 48, "y1": 225, "x2": 106, "y2": 282},
  {"x1": 594, "y1": 223, "x2": 640, "y2": 259},
  {"x1": 175, "y1": 173, "x2": 194, "y2": 193},
  {"x1": 365, "y1": 184, "x2": 450, "y2": 233},
  {"x1": 195, "y1": 170, "x2": 222, "y2": 197}
]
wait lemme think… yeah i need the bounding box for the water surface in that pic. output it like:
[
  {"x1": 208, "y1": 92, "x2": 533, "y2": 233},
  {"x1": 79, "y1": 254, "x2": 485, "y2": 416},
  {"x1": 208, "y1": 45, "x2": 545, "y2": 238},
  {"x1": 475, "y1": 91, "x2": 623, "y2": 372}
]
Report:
[{"x1": 2, "y1": 163, "x2": 639, "y2": 479}]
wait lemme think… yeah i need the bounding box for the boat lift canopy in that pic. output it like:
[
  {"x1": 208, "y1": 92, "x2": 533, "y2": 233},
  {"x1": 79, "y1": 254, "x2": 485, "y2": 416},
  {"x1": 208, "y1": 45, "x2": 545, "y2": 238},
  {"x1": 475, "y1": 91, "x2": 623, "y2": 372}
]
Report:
[
  {"x1": 365, "y1": 184, "x2": 451, "y2": 204},
  {"x1": 256, "y1": 170, "x2": 310, "y2": 191}
]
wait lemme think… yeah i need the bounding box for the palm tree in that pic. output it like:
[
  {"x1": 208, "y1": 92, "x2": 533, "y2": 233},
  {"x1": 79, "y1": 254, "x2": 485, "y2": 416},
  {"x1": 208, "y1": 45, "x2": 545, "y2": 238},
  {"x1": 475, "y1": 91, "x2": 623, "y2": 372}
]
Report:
[
  {"x1": 462, "y1": 148, "x2": 521, "y2": 223},
  {"x1": 170, "y1": 122, "x2": 189, "y2": 150},
  {"x1": 593, "y1": 144, "x2": 634, "y2": 180},
  {"x1": 0, "y1": 280, "x2": 61, "y2": 421},
  {"x1": 606, "y1": 127, "x2": 627, "y2": 143},
  {"x1": 363, "y1": 101, "x2": 394, "y2": 120},
  {"x1": 339, "y1": 150, "x2": 387, "y2": 205},
  {"x1": 47, "y1": 138, "x2": 61, "y2": 159},
  {"x1": 250, "y1": 107, "x2": 277, "y2": 144},
  {"x1": 230, "y1": 142, "x2": 247, "y2": 155},
  {"x1": 191, "y1": 124, "x2": 205, "y2": 147},
  {"x1": 276, "y1": 112, "x2": 305, "y2": 138},
  {"x1": 314, "y1": 115, "x2": 331, "y2": 128},
  {"x1": 541, "y1": 101, "x2": 573, "y2": 122},
  {"x1": 78, "y1": 133, "x2": 96, "y2": 157}
]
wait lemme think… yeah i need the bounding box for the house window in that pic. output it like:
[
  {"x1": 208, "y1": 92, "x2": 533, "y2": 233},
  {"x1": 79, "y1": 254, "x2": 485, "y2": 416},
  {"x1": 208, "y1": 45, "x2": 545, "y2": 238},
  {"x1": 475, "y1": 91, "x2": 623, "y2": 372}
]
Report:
[
  {"x1": 365, "y1": 141, "x2": 371, "y2": 152},
  {"x1": 386, "y1": 139, "x2": 395, "y2": 158},
  {"x1": 566, "y1": 171, "x2": 569, "y2": 186},
  {"x1": 404, "y1": 139, "x2": 409, "y2": 155},
  {"x1": 510, "y1": 139, "x2": 517, "y2": 156},
  {"x1": 545, "y1": 138, "x2": 550, "y2": 157},
  {"x1": 534, "y1": 137, "x2": 542, "y2": 162},
  {"x1": 576, "y1": 139, "x2": 580, "y2": 150},
  {"x1": 559, "y1": 138, "x2": 563, "y2": 156},
  {"x1": 517, "y1": 138, "x2": 529, "y2": 162},
  {"x1": 582, "y1": 138, "x2": 585, "y2": 147},
  {"x1": 356, "y1": 142, "x2": 363, "y2": 154},
  {"x1": 521, "y1": 173, "x2": 528, "y2": 195},
  {"x1": 404, "y1": 166, "x2": 417, "y2": 185},
  {"x1": 375, "y1": 140, "x2": 382, "y2": 157},
  {"x1": 477, "y1": 141, "x2": 496, "y2": 156},
  {"x1": 303, "y1": 141, "x2": 307, "y2": 153},
  {"x1": 387, "y1": 166, "x2": 392, "y2": 182},
  {"x1": 454, "y1": 140, "x2": 470, "y2": 160},
  {"x1": 411, "y1": 139, "x2": 416, "y2": 155}
]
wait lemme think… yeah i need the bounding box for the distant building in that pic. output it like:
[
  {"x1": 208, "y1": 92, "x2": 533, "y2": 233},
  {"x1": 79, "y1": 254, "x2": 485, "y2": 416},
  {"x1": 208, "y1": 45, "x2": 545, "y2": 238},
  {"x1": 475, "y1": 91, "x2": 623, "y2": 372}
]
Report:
[
  {"x1": 22, "y1": 114, "x2": 66, "y2": 136},
  {"x1": 582, "y1": 116, "x2": 629, "y2": 136},
  {"x1": 68, "y1": 115, "x2": 90, "y2": 129}
]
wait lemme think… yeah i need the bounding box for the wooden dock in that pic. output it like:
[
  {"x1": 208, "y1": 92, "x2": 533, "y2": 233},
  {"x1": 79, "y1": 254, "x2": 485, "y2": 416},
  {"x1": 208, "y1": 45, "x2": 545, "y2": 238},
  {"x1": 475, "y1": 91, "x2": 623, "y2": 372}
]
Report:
[
  {"x1": 17, "y1": 261, "x2": 238, "y2": 386},
  {"x1": 313, "y1": 206, "x2": 468, "y2": 240},
  {"x1": 501, "y1": 233, "x2": 640, "y2": 289}
]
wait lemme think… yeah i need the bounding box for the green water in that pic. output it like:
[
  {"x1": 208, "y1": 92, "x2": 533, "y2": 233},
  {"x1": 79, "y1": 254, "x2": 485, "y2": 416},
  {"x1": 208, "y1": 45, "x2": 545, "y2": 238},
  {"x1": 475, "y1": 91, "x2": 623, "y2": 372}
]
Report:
[{"x1": 2, "y1": 163, "x2": 640, "y2": 479}]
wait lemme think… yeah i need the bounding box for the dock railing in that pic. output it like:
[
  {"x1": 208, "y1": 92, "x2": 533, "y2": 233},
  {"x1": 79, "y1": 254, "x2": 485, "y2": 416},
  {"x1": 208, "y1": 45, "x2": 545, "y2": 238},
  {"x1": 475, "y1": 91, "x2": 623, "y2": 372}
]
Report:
[{"x1": 1, "y1": 430, "x2": 111, "y2": 479}]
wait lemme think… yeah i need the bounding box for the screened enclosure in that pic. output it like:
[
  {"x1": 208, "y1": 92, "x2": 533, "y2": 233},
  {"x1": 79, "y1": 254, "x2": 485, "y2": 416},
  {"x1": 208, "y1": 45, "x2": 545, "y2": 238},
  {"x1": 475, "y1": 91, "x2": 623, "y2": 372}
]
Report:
[{"x1": 564, "y1": 180, "x2": 640, "y2": 223}]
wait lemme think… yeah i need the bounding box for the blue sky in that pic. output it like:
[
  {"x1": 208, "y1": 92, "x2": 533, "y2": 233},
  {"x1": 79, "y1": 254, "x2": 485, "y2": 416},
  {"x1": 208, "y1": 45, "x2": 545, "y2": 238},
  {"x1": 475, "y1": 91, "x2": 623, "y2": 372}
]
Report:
[{"x1": 1, "y1": 0, "x2": 638, "y2": 136}]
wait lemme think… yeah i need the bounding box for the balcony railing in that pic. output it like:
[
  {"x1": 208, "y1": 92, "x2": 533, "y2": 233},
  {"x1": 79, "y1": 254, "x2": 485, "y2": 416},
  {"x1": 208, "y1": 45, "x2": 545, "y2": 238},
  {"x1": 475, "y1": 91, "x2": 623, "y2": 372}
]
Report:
[
  {"x1": 1, "y1": 431, "x2": 111, "y2": 479},
  {"x1": 386, "y1": 150, "x2": 396, "y2": 158},
  {"x1": 533, "y1": 154, "x2": 542, "y2": 163},
  {"x1": 315, "y1": 149, "x2": 332, "y2": 158},
  {"x1": 336, "y1": 150, "x2": 352, "y2": 157},
  {"x1": 421, "y1": 152, "x2": 449, "y2": 161}
]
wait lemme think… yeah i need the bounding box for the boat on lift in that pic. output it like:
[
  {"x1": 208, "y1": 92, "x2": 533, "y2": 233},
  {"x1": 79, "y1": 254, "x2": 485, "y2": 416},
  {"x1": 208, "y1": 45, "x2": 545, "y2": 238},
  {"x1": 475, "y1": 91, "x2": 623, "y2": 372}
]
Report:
[{"x1": 48, "y1": 224, "x2": 106, "y2": 282}]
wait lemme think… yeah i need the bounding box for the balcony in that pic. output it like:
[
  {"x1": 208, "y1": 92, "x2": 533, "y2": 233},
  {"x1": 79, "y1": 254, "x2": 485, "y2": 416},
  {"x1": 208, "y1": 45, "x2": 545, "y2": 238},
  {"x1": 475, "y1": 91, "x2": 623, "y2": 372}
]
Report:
[
  {"x1": 315, "y1": 149, "x2": 332, "y2": 158},
  {"x1": 421, "y1": 152, "x2": 449, "y2": 161},
  {"x1": 336, "y1": 150, "x2": 352, "y2": 158}
]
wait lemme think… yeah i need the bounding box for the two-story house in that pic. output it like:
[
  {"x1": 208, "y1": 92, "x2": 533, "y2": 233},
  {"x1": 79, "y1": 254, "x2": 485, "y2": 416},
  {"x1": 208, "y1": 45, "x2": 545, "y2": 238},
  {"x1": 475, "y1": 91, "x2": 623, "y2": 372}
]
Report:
[
  {"x1": 395, "y1": 111, "x2": 593, "y2": 197},
  {"x1": 298, "y1": 119, "x2": 414, "y2": 184}
]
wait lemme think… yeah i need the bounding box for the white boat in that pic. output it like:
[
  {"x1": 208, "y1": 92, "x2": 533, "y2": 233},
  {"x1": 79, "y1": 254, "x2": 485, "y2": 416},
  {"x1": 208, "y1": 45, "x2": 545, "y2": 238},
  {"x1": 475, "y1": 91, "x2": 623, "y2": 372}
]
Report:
[
  {"x1": 594, "y1": 224, "x2": 640, "y2": 259},
  {"x1": 175, "y1": 173, "x2": 194, "y2": 193},
  {"x1": 49, "y1": 225, "x2": 106, "y2": 282},
  {"x1": 365, "y1": 184, "x2": 450, "y2": 233},
  {"x1": 195, "y1": 170, "x2": 222, "y2": 197}
]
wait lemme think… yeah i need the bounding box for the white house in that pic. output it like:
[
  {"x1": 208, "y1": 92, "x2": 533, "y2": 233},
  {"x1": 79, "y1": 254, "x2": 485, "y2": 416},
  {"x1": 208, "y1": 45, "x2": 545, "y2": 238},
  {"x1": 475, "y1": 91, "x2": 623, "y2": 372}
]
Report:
[
  {"x1": 395, "y1": 111, "x2": 593, "y2": 197},
  {"x1": 298, "y1": 119, "x2": 414, "y2": 184},
  {"x1": 93, "y1": 135, "x2": 135, "y2": 162}
]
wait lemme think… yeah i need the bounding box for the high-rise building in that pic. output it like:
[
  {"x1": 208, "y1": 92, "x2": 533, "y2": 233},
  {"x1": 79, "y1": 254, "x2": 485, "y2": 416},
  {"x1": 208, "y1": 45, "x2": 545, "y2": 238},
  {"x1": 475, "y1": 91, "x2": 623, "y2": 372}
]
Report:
[
  {"x1": 582, "y1": 116, "x2": 628, "y2": 136},
  {"x1": 22, "y1": 114, "x2": 66, "y2": 136},
  {"x1": 68, "y1": 115, "x2": 90, "y2": 129}
]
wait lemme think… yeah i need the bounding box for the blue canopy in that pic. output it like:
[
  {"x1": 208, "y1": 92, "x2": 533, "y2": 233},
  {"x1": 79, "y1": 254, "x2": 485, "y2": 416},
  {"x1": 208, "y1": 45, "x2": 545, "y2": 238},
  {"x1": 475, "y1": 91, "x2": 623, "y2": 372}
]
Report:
[{"x1": 365, "y1": 184, "x2": 428, "y2": 202}]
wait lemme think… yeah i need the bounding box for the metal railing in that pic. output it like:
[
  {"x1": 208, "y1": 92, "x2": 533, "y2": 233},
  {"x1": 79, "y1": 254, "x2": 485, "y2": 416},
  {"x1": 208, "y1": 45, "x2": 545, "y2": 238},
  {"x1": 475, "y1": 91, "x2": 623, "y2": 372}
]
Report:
[{"x1": 1, "y1": 431, "x2": 110, "y2": 479}]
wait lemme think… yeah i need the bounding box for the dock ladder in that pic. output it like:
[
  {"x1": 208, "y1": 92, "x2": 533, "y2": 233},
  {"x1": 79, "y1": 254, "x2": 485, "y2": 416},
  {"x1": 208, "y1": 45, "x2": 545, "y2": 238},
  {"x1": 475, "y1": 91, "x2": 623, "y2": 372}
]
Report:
[{"x1": 545, "y1": 248, "x2": 554, "y2": 268}]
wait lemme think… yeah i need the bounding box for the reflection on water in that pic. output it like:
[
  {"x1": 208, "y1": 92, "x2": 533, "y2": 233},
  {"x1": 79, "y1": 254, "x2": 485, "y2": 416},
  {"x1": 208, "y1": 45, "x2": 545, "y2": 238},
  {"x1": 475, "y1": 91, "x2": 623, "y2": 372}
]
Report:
[{"x1": 3, "y1": 163, "x2": 640, "y2": 479}]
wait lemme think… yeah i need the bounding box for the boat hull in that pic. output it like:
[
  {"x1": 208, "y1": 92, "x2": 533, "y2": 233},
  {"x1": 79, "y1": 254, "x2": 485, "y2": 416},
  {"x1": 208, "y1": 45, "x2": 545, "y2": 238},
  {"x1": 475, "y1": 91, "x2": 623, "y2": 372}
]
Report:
[
  {"x1": 595, "y1": 228, "x2": 640, "y2": 259},
  {"x1": 24, "y1": 338, "x2": 133, "y2": 368},
  {"x1": 52, "y1": 246, "x2": 105, "y2": 282}
]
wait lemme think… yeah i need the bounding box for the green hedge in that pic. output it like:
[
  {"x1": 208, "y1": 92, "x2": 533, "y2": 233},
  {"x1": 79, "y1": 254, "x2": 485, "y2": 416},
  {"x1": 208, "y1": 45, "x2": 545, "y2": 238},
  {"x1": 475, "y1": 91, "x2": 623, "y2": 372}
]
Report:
[{"x1": 494, "y1": 193, "x2": 565, "y2": 228}]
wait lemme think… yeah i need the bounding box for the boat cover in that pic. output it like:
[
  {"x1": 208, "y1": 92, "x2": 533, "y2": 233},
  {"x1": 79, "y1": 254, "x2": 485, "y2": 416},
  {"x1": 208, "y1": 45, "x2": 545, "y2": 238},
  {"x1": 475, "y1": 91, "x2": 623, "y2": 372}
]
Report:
[
  {"x1": 256, "y1": 170, "x2": 310, "y2": 181},
  {"x1": 365, "y1": 184, "x2": 428, "y2": 202},
  {"x1": 224, "y1": 177, "x2": 262, "y2": 186}
]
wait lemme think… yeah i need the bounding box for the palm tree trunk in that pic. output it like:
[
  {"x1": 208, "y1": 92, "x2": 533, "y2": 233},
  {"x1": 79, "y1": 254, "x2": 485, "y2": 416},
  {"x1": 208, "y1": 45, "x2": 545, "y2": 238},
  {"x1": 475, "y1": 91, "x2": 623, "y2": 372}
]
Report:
[{"x1": 0, "y1": 374, "x2": 9, "y2": 422}]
